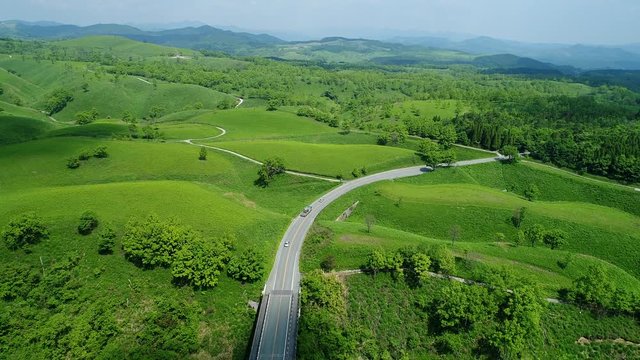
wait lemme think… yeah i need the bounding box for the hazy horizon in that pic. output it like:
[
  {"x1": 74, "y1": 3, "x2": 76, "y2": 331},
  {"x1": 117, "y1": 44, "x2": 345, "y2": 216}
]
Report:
[{"x1": 1, "y1": 0, "x2": 639, "y2": 45}]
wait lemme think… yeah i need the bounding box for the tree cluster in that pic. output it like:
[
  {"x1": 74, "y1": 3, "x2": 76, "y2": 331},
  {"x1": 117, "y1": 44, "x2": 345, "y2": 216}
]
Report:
[
  {"x1": 364, "y1": 244, "x2": 455, "y2": 284},
  {"x1": 256, "y1": 157, "x2": 286, "y2": 186},
  {"x1": 523, "y1": 224, "x2": 568, "y2": 249},
  {"x1": 377, "y1": 123, "x2": 408, "y2": 146},
  {"x1": 568, "y1": 264, "x2": 640, "y2": 316},
  {"x1": 227, "y1": 249, "x2": 265, "y2": 283},
  {"x1": 66, "y1": 146, "x2": 108, "y2": 169},
  {"x1": 453, "y1": 107, "x2": 640, "y2": 183},
  {"x1": 297, "y1": 106, "x2": 339, "y2": 127},
  {"x1": 1, "y1": 212, "x2": 49, "y2": 250},
  {"x1": 121, "y1": 215, "x2": 243, "y2": 288},
  {"x1": 44, "y1": 89, "x2": 73, "y2": 116},
  {"x1": 418, "y1": 139, "x2": 456, "y2": 169},
  {"x1": 74, "y1": 108, "x2": 99, "y2": 125}
]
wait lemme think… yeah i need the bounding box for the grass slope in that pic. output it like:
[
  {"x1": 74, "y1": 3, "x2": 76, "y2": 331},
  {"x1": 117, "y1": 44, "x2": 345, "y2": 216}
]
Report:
[
  {"x1": 392, "y1": 99, "x2": 469, "y2": 119},
  {"x1": 214, "y1": 140, "x2": 422, "y2": 178},
  {"x1": 0, "y1": 114, "x2": 54, "y2": 145},
  {"x1": 189, "y1": 108, "x2": 336, "y2": 141},
  {"x1": 0, "y1": 100, "x2": 51, "y2": 120},
  {"x1": 318, "y1": 178, "x2": 640, "y2": 277},
  {"x1": 54, "y1": 35, "x2": 196, "y2": 58},
  {"x1": 52, "y1": 77, "x2": 234, "y2": 122},
  {"x1": 0, "y1": 66, "x2": 44, "y2": 104},
  {"x1": 303, "y1": 221, "x2": 640, "y2": 297},
  {"x1": 400, "y1": 161, "x2": 640, "y2": 216},
  {"x1": 0, "y1": 58, "x2": 236, "y2": 122},
  {"x1": 0, "y1": 136, "x2": 334, "y2": 214},
  {"x1": 0, "y1": 180, "x2": 287, "y2": 359}
]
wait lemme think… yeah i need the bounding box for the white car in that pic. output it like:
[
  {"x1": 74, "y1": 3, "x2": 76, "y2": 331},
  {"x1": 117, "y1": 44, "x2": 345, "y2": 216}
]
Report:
[
  {"x1": 300, "y1": 206, "x2": 313, "y2": 217},
  {"x1": 284, "y1": 241, "x2": 290, "y2": 247}
]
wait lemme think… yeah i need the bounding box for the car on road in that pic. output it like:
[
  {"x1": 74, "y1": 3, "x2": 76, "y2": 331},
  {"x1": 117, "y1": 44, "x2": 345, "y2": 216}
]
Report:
[
  {"x1": 300, "y1": 206, "x2": 312, "y2": 217},
  {"x1": 284, "y1": 241, "x2": 290, "y2": 247}
]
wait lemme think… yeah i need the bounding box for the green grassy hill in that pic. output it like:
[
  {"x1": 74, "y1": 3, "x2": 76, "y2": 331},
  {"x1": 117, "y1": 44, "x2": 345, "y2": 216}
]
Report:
[
  {"x1": 0, "y1": 128, "x2": 334, "y2": 358},
  {"x1": 0, "y1": 180, "x2": 289, "y2": 359},
  {"x1": 0, "y1": 114, "x2": 54, "y2": 144},
  {"x1": 54, "y1": 35, "x2": 197, "y2": 58},
  {"x1": 0, "y1": 57, "x2": 236, "y2": 122},
  {"x1": 0, "y1": 66, "x2": 44, "y2": 104},
  {"x1": 186, "y1": 108, "x2": 336, "y2": 140},
  {"x1": 317, "y1": 166, "x2": 640, "y2": 278},
  {"x1": 214, "y1": 140, "x2": 421, "y2": 178},
  {"x1": 0, "y1": 100, "x2": 50, "y2": 120}
]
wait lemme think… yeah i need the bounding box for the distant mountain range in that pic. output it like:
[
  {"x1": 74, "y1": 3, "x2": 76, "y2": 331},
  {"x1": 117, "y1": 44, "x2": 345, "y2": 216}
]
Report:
[
  {"x1": 392, "y1": 36, "x2": 640, "y2": 70},
  {"x1": 1, "y1": 20, "x2": 639, "y2": 71},
  {"x1": 0, "y1": 20, "x2": 284, "y2": 54}
]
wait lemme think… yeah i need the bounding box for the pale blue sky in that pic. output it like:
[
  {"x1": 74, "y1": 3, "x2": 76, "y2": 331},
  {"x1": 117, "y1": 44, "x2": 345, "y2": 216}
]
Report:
[{"x1": 2, "y1": 0, "x2": 639, "y2": 44}]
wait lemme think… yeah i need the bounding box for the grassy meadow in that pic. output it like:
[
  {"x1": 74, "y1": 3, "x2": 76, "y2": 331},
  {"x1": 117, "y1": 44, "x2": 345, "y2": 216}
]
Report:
[{"x1": 213, "y1": 140, "x2": 423, "y2": 178}]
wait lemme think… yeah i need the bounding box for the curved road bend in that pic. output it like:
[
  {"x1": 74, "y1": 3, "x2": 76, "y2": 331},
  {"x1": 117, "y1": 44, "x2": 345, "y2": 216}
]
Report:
[{"x1": 249, "y1": 156, "x2": 503, "y2": 360}]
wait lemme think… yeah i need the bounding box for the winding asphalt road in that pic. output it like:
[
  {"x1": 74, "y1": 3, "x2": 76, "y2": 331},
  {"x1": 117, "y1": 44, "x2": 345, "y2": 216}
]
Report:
[{"x1": 249, "y1": 156, "x2": 504, "y2": 359}]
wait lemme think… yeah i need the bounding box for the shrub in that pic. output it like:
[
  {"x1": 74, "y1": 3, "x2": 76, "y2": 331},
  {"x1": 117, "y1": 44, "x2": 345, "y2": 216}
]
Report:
[
  {"x1": 428, "y1": 244, "x2": 455, "y2": 275},
  {"x1": 2, "y1": 213, "x2": 49, "y2": 250},
  {"x1": 542, "y1": 229, "x2": 568, "y2": 250},
  {"x1": 122, "y1": 215, "x2": 198, "y2": 268},
  {"x1": 198, "y1": 146, "x2": 207, "y2": 161},
  {"x1": 320, "y1": 255, "x2": 336, "y2": 272},
  {"x1": 511, "y1": 207, "x2": 527, "y2": 228},
  {"x1": 75, "y1": 108, "x2": 98, "y2": 125},
  {"x1": 227, "y1": 249, "x2": 264, "y2": 283},
  {"x1": 256, "y1": 157, "x2": 286, "y2": 186},
  {"x1": 66, "y1": 158, "x2": 80, "y2": 169},
  {"x1": 266, "y1": 99, "x2": 279, "y2": 111},
  {"x1": 171, "y1": 237, "x2": 230, "y2": 288},
  {"x1": 136, "y1": 298, "x2": 199, "y2": 356},
  {"x1": 141, "y1": 125, "x2": 162, "y2": 139},
  {"x1": 78, "y1": 150, "x2": 92, "y2": 161},
  {"x1": 377, "y1": 133, "x2": 389, "y2": 145},
  {"x1": 77, "y1": 211, "x2": 99, "y2": 235},
  {"x1": 93, "y1": 146, "x2": 108, "y2": 158},
  {"x1": 44, "y1": 89, "x2": 73, "y2": 115},
  {"x1": 121, "y1": 110, "x2": 136, "y2": 123},
  {"x1": 97, "y1": 226, "x2": 116, "y2": 254},
  {"x1": 524, "y1": 184, "x2": 540, "y2": 201}
]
